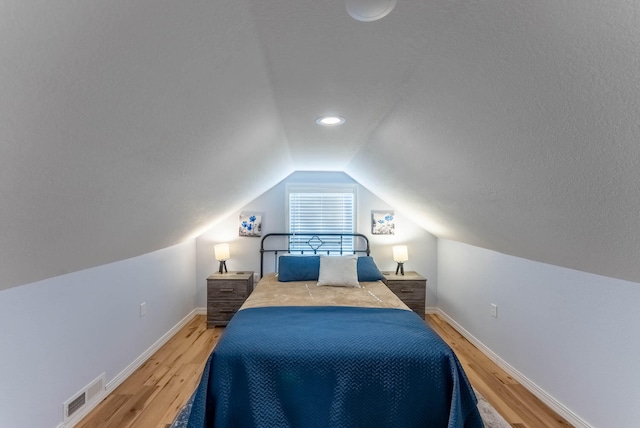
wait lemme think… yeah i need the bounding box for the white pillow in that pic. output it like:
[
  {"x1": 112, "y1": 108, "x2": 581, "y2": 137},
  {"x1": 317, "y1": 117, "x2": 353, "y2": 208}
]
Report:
[{"x1": 317, "y1": 255, "x2": 360, "y2": 287}]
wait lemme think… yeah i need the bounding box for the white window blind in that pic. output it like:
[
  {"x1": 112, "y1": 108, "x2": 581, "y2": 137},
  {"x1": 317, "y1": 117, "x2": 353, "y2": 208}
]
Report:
[{"x1": 287, "y1": 185, "x2": 356, "y2": 253}]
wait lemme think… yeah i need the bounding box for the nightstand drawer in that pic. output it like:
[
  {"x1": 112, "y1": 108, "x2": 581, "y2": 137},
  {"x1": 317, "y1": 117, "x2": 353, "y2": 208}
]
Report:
[
  {"x1": 403, "y1": 300, "x2": 425, "y2": 315},
  {"x1": 207, "y1": 302, "x2": 240, "y2": 323},
  {"x1": 385, "y1": 281, "x2": 425, "y2": 301},
  {"x1": 207, "y1": 281, "x2": 248, "y2": 299}
]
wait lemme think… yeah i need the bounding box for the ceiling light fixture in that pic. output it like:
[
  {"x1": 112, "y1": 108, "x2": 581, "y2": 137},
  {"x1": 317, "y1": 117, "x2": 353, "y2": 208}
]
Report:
[
  {"x1": 316, "y1": 116, "x2": 346, "y2": 126},
  {"x1": 346, "y1": 0, "x2": 396, "y2": 22}
]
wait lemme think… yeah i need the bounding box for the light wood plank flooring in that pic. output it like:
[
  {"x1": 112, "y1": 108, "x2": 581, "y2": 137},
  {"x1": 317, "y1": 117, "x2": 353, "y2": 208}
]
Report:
[
  {"x1": 76, "y1": 313, "x2": 572, "y2": 428},
  {"x1": 426, "y1": 314, "x2": 572, "y2": 427},
  {"x1": 75, "y1": 315, "x2": 220, "y2": 428}
]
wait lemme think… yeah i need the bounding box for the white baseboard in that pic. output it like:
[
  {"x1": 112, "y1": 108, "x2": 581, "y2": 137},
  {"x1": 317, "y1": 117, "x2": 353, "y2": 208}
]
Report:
[
  {"x1": 57, "y1": 308, "x2": 207, "y2": 428},
  {"x1": 105, "y1": 308, "x2": 204, "y2": 391},
  {"x1": 434, "y1": 308, "x2": 592, "y2": 428}
]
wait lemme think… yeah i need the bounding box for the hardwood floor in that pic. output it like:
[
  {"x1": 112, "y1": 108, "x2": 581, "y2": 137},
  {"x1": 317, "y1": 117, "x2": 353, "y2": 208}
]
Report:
[
  {"x1": 75, "y1": 315, "x2": 221, "y2": 428},
  {"x1": 76, "y1": 313, "x2": 572, "y2": 428},
  {"x1": 426, "y1": 314, "x2": 573, "y2": 427}
]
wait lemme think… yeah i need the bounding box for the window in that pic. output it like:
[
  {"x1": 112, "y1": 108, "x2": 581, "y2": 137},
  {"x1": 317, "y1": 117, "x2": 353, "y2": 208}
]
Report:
[{"x1": 286, "y1": 184, "x2": 357, "y2": 253}]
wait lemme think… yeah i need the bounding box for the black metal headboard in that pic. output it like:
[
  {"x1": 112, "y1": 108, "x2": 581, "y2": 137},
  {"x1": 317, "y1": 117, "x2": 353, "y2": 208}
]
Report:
[{"x1": 260, "y1": 233, "x2": 370, "y2": 278}]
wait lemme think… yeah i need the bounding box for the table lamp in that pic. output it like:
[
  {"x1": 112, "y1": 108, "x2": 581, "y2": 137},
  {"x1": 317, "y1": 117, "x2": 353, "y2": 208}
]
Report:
[
  {"x1": 392, "y1": 245, "x2": 408, "y2": 275},
  {"x1": 215, "y1": 243, "x2": 230, "y2": 274}
]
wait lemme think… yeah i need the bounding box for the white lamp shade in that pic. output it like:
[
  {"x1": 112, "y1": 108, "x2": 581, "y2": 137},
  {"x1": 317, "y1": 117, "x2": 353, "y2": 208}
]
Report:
[
  {"x1": 214, "y1": 243, "x2": 230, "y2": 261},
  {"x1": 392, "y1": 245, "x2": 408, "y2": 263}
]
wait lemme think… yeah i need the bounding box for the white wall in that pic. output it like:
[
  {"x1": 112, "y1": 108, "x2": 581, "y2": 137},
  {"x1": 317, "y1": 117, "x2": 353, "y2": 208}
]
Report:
[
  {"x1": 437, "y1": 239, "x2": 640, "y2": 428},
  {"x1": 196, "y1": 171, "x2": 438, "y2": 308},
  {"x1": 0, "y1": 241, "x2": 197, "y2": 428}
]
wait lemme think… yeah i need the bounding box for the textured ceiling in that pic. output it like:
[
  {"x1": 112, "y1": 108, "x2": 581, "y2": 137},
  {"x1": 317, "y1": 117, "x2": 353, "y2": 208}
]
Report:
[{"x1": 1, "y1": 0, "x2": 639, "y2": 291}]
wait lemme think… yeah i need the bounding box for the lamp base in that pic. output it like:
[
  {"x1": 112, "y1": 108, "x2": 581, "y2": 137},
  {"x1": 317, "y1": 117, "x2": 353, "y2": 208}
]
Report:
[
  {"x1": 218, "y1": 260, "x2": 228, "y2": 274},
  {"x1": 395, "y1": 262, "x2": 404, "y2": 275}
]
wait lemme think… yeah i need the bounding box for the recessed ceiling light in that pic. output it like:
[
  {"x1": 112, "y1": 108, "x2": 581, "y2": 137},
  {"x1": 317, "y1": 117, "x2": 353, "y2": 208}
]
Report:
[
  {"x1": 346, "y1": 0, "x2": 396, "y2": 22},
  {"x1": 316, "y1": 116, "x2": 346, "y2": 126}
]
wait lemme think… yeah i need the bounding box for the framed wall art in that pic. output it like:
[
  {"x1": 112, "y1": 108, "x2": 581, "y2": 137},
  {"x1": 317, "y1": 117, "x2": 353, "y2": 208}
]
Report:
[
  {"x1": 239, "y1": 213, "x2": 262, "y2": 237},
  {"x1": 371, "y1": 211, "x2": 395, "y2": 235}
]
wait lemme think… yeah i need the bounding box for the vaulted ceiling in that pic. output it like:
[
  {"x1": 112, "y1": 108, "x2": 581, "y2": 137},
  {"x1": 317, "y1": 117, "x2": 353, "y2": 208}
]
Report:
[{"x1": 2, "y1": 0, "x2": 639, "y2": 291}]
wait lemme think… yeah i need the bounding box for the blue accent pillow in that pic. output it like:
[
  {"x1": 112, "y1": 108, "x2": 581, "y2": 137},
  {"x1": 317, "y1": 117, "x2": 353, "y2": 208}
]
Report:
[
  {"x1": 278, "y1": 256, "x2": 320, "y2": 282},
  {"x1": 357, "y1": 256, "x2": 385, "y2": 281}
]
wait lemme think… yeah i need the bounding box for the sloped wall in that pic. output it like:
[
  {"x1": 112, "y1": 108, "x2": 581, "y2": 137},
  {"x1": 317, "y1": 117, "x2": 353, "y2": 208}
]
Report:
[
  {"x1": 437, "y1": 239, "x2": 640, "y2": 428},
  {"x1": 0, "y1": 241, "x2": 196, "y2": 428}
]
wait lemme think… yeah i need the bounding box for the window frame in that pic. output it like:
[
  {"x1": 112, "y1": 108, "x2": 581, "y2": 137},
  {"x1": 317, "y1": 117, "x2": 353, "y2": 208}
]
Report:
[{"x1": 285, "y1": 184, "x2": 358, "y2": 253}]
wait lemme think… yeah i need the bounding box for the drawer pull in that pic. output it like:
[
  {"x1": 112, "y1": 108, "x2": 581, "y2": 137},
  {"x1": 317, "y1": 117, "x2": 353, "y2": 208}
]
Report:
[
  {"x1": 400, "y1": 288, "x2": 413, "y2": 292},
  {"x1": 219, "y1": 309, "x2": 235, "y2": 313},
  {"x1": 219, "y1": 288, "x2": 235, "y2": 292}
]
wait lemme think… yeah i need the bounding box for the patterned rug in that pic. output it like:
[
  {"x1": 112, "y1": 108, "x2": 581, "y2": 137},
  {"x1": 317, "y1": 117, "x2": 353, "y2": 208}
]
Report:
[
  {"x1": 474, "y1": 389, "x2": 512, "y2": 428},
  {"x1": 168, "y1": 392, "x2": 194, "y2": 428},
  {"x1": 169, "y1": 388, "x2": 511, "y2": 428}
]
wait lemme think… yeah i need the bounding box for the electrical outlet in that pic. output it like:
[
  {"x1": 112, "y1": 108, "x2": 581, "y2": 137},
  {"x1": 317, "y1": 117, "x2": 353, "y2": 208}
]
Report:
[
  {"x1": 490, "y1": 303, "x2": 497, "y2": 318},
  {"x1": 254, "y1": 272, "x2": 260, "y2": 283},
  {"x1": 140, "y1": 302, "x2": 146, "y2": 317}
]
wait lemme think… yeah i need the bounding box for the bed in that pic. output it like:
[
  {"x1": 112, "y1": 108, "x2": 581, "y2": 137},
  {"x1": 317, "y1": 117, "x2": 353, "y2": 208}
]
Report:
[{"x1": 186, "y1": 233, "x2": 483, "y2": 428}]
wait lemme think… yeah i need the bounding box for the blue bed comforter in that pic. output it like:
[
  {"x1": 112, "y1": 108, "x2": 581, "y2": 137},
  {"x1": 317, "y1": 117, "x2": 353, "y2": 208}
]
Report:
[{"x1": 187, "y1": 306, "x2": 483, "y2": 428}]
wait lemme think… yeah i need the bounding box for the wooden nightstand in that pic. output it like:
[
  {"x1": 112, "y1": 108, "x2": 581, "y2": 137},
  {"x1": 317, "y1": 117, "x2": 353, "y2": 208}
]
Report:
[
  {"x1": 207, "y1": 271, "x2": 254, "y2": 328},
  {"x1": 382, "y1": 271, "x2": 426, "y2": 318}
]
